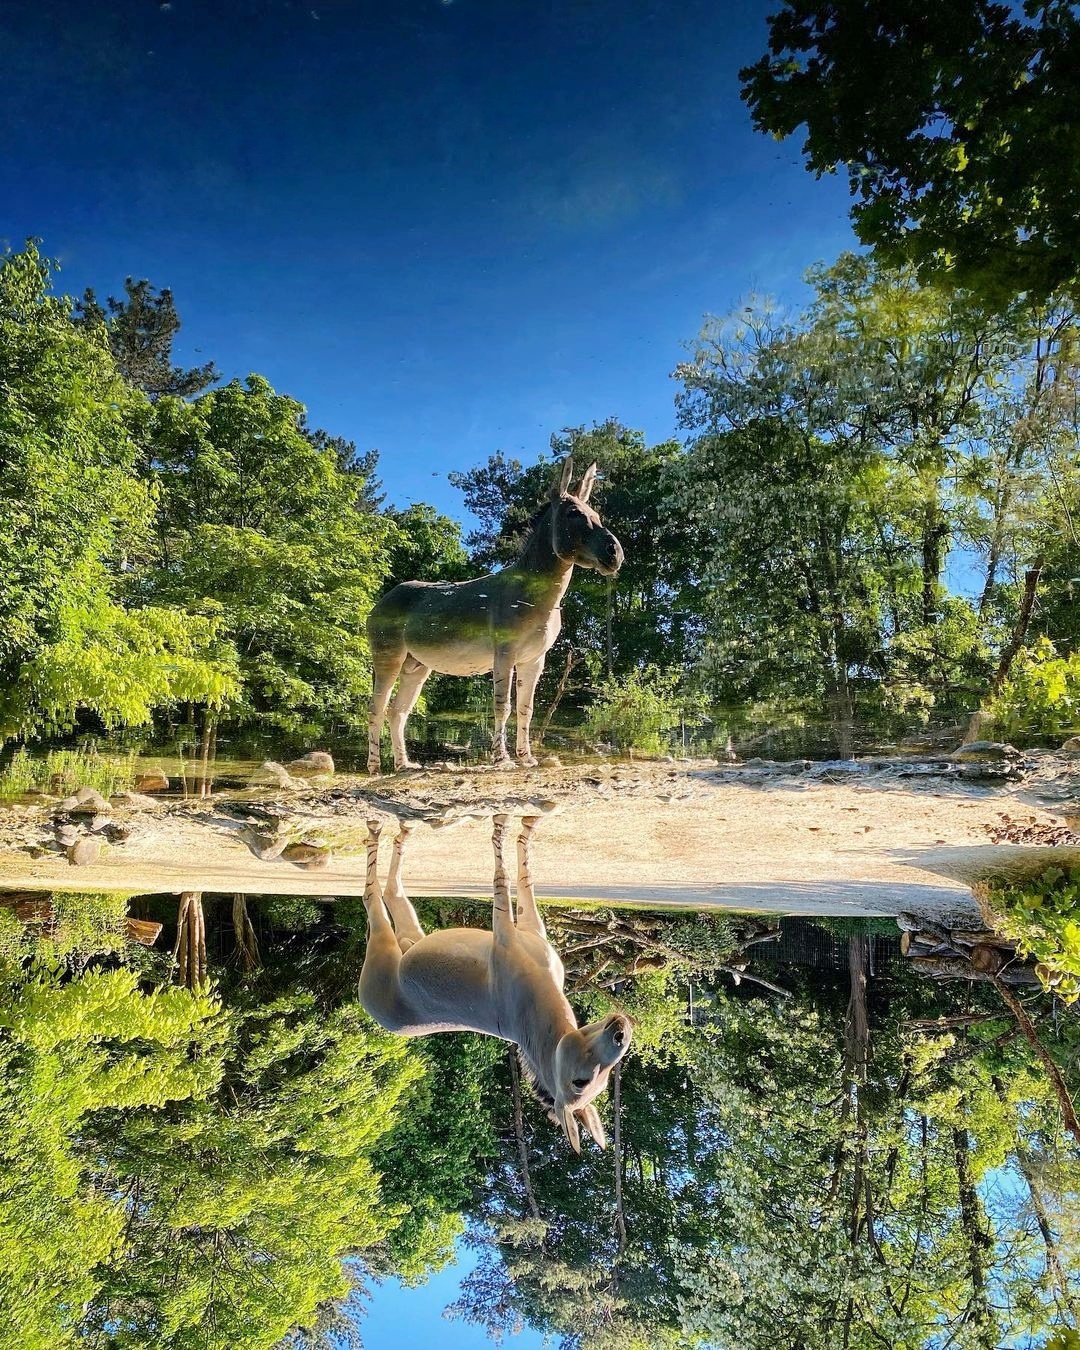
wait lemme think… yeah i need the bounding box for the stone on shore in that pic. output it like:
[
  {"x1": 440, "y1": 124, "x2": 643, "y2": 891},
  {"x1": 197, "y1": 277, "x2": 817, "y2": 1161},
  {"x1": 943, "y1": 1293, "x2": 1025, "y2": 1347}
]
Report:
[{"x1": 285, "y1": 751, "x2": 335, "y2": 778}]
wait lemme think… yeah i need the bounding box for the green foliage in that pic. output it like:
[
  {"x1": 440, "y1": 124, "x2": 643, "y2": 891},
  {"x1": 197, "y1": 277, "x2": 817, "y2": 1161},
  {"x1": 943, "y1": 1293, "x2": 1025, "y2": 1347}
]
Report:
[
  {"x1": 982, "y1": 868, "x2": 1080, "y2": 1004},
  {"x1": 74, "y1": 277, "x2": 218, "y2": 400},
  {"x1": 583, "y1": 665, "x2": 699, "y2": 754},
  {"x1": 0, "y1": 242, "x2": 239, "y2": 742},
  {"x1": 671, "y1": 253, "x2": 1075, "y2": 751},
  {"x1": 383, "y1": 501, "x2": 470, "y2": 588},
  {"x1": 146, "y1": 376, "x2": 393, "y2": 731},
  {"x1": 988, "y1": 637, "x2": 1080, "y2": 740},
  {"x1": 0, "y1": 746, "x2": 137, "y2": 800},
  {"x1": 0, "y1": 892, "x2": 133, "y2": 964},
  {"x1": 0, "y1": 963, "x2": 224, "y2": 1350},
  {"x1": 741, "y1": 0, "x2": 1080, "y2": 299},
  {"x1": 90, "y1": 997, "x2": 422, "y2": 1350},
  {"x1": 263, "y1": 896, "x2": 325, "y2": 932}
]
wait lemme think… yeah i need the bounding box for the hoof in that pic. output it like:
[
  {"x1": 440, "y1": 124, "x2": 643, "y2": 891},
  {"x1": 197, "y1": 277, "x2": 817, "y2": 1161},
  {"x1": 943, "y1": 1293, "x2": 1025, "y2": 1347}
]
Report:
[
  {"x1": 367, "y1": 761, "x2": 382, "y2": 776},
  {"x1": 395, "y1": 760, "x2": 423, "y2": 773},
  {"x1": 516, "y1": 755, "x2": 538, "y2": 768}
]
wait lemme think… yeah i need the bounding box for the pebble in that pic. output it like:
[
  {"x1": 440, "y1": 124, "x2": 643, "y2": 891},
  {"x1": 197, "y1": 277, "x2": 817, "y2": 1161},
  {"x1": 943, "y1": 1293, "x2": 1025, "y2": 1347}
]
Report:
[
  {"x1": 58, "y1": 786, "x2": 111, "y2": 815},
  {"x1": 68, "y1": 837, "x2": 102, "y2": 867},
  {"x1": 286, "y1": 751, "x2": 335, "y2": 778},
  {"x1": 282, "y1": 842, "x2": 332, "y2": 869}
]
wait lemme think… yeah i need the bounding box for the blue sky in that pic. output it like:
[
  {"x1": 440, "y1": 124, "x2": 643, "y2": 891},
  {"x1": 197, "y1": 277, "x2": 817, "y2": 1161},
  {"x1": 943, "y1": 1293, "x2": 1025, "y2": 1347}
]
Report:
[
  {"x1": 362, "y1": 1245, "x2": 548, "y2": 1350},
  {"x1": 1, "y1": 0, "x2": 855, "y2": 521}
]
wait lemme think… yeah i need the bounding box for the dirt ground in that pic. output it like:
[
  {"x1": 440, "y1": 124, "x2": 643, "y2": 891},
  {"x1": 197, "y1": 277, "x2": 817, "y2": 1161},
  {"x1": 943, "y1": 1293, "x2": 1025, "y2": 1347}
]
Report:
[{"x1": 1, "y1": 755, "x2": 1076, "y2": 920}]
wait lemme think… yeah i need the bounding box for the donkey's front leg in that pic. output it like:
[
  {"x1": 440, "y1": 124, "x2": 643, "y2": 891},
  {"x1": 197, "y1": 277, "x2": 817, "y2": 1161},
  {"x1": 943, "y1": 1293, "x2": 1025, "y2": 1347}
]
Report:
[
  {"x1": 491, "y1": 650, "x2": 515, "y2": 765},
  {"x1": 382, "y1": 821, "x2": 425, "y2": 952},
  {"x1": 358, "y1": 820, "x2": 405, "y2": 1029},
  {"x1": 491, "y1": 813, "x2": 515, "y2": 944},
  {"x1": 514, "y1": 655, "x2": 544, "y2": 767}
]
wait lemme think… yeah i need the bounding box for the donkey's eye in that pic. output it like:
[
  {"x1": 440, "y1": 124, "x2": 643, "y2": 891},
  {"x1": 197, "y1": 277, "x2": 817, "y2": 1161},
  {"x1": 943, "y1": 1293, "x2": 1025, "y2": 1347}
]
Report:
[{"x1": 572, "y1": 1076, "x2": 591, "y2": 1091}]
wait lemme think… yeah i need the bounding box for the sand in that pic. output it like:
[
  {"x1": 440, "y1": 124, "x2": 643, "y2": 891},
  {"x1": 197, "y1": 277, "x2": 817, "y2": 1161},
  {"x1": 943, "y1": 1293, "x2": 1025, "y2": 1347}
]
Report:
[{"x1": 1, "y1": 756, "x2": 1075, "y2": 919}]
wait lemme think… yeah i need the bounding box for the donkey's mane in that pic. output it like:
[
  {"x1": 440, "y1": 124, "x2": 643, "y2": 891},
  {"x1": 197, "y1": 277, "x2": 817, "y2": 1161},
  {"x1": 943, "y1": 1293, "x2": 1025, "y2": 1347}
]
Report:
[{"x1": 517, "y1": 1047, "x2": 556, "y2": 1109}]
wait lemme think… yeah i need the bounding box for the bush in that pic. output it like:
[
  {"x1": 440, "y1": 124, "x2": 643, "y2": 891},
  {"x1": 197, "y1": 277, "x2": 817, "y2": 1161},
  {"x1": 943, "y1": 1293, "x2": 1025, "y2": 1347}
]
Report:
[
  {"x1": 0, "y1": 747, "x2": 137, "y2": 801},
  {"x1": 978, "y1": 867, "x2": 1080, "y2": 1004},
  {"x1": 583, "y1": 666, "x2": 704, "y2": 755},
  {"x1": 987, "y1": 637, "x2": 1080, "y2": 740}
]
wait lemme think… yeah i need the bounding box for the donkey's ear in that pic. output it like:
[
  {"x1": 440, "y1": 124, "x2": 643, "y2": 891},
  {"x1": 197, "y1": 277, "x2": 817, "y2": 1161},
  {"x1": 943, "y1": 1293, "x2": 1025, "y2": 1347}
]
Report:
[
  {"x1": 576, "y1": 1102, "x2": 607, "y2": 1149},
  {"x1": 577, "y1": 462, "x2": 599, "y2": 503},
  {"x1": 553, "y1": 457, "x2": 574, "y2": 498},
  {"x1": 559, "y1": 1104, "x2": 582, "y2": 1154}
]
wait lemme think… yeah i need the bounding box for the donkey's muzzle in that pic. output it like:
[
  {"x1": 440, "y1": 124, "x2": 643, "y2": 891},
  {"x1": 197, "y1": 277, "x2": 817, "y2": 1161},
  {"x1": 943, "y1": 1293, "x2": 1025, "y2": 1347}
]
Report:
[
  {"x1": 606, "y1": 1013, "x2": 632, "y2": 1048},
  {"x1": 598, "y1": 534, "x2": 624, "y2": 576}
]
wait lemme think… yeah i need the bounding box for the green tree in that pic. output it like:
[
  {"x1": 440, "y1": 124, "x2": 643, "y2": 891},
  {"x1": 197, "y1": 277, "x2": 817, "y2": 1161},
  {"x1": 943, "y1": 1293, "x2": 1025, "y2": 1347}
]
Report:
[
  {"x1": 0, "y1": 962, "x2": 224, "y2": 1350},
  {"x1": 145, "y1": 375, "x2": 395, "y2": 731},
  {"x1": 382, "y1": 502, "x2": 470, "y2": 588},
  {"x1": 74, "y1": 277, "x2": 218, "y2": 400},
  {"x1": 741, "y1": 0, "x2": 1080, "y2": 300},
  {"x1": 0, "y1": 242, "x2": 237, "y2": 742}
]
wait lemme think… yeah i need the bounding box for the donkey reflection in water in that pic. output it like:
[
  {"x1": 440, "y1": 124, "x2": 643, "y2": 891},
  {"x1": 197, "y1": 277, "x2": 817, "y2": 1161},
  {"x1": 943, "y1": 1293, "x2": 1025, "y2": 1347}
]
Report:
[
  {"x1": 366, "y1": 458, "x2": 623, "y2": 773},
  {"x1": 358, "y1": 814, "x2": 632, "y2": 1152}
]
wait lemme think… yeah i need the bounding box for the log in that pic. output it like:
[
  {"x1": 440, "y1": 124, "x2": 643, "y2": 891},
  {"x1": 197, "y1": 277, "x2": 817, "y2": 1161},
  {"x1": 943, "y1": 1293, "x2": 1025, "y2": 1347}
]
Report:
[
  {"x1": 969, "y1": 943, "x2": 1006, "y2": 975},
  {"x1": 909, "y1": 954, "x2": 1040, "y2": 985}
]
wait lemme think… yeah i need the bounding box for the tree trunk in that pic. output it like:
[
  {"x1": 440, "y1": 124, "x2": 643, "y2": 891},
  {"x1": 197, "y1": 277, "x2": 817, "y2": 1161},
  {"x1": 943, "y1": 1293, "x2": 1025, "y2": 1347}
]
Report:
[
  {"x1": 990, "y1": 557, "x2": 1044, "y2": 695},
  {"x1": 992, "y1": 1075, "x2": 1079, "y2": 1326},
  {"x1": 198, "y1": 711, "x2": 217, "y2": 798},
  {"x1": 612, "y1": 1060, "x2": 627, "y2": 1257},
  {"x1": 231, "y1": 894, "x2": 261, "y2": 971},
  {"x1": 952, "y1": 1123, "x2": 996, "y2": 1347},
  {"x1": 920, "y1": 498, "x2": 948, "y2": 628},
  {"x1": 174, "y1": 891, "x2": 207, "y2": 990},
  {"x1": 605, "y1": 580, "x2": 614, "y2": 677},
  {"x1": 508, "y1": 1050, "x2": 542, "y2": 1222},
  {"x1": 991, "y1": 976, "x2": 1080, "y2": 1148},
  {"x1": 535, "y1": 647, "x2": 577, "y2": 747}
]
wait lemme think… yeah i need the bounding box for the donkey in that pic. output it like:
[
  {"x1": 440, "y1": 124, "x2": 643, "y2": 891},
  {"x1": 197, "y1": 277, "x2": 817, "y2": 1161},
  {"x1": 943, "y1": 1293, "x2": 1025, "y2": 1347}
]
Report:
[
  {"x1": 358, "y1": 814, "x2": 632, "y2": 1152},
  {"x1": 365, "y1": 458, "x2": 623, "y2": 774}
]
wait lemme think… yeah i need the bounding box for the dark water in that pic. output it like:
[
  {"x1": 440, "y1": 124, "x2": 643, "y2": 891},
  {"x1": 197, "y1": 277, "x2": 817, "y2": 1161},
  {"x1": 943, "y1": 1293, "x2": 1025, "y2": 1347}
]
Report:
[{"x1": 1, "y1": 885, "x2": 1077, "y2": 1350}]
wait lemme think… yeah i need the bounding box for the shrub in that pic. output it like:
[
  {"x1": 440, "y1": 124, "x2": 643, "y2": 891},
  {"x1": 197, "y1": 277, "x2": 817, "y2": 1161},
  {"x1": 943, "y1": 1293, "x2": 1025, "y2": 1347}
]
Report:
[
  {"x1": 583, "y1": 666, "x2": 704, "y2": 755},
  {"x1": 987, "y1": 637, "x2": 1080, "y2": 740},
  {"x1": 978, "y1": 867, "x2": 1080, "y2": 1004},
  {"x1": 0, "y1": 747, "x2": 137, "y2": 801}
]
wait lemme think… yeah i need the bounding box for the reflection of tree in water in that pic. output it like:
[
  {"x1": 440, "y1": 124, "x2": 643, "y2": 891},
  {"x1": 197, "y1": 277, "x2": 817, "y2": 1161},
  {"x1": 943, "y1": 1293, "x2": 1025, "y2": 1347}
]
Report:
[
  {"x1": 449, "y1": 929, "x2": 1080, "y2": 1350},
  {"x1": 1, "y1": 894, "x2": 1078, "y2": 1348}
]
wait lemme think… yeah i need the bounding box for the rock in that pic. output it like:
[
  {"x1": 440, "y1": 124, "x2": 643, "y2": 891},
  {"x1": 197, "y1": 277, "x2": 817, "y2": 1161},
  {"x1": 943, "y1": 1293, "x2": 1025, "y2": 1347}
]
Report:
[
  {"x1": 540, "y1": 755, "x2": 562, "y2": 768},
  {"x1": 953, "y1": 740, "x2": 1020, "y2": 762},
  {"x1": 285, "y1": 751, "x2": 335, "y2": 778},
  {"x1": 953, "y1": 740, "x2": 1025, "y2": 782},
  {"x1": 58, "y1": 786, "x2": 111, "y2": 815},
  {"x1": 250, "y1": 761, "x2": 303, "y2": 789},
  {"x1": 1062, "y1": 736, "x2": 1080, "y2": 752},
  {"x1": 111, "y1": 791, "x2": 160, "y2": 809},
  {"x1": 67, "y1": 837, "x2": 102, "y2": 866},
  {"x1": 281, "y1": 842, "x2": 332, "y2": 869},
  {"x1": 53, "y1": 824, "x2": 79, "y2": 848},
  {"x1": 135, "y1": 769, "x2": 170, "y2": 792}
]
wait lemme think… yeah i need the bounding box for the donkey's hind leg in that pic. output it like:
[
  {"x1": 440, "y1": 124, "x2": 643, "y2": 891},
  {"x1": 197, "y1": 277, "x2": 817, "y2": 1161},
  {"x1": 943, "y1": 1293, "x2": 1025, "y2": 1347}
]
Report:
[
  {"x1": 387, "y1": 656, "x2": 430, "y2": 772},
  {"x1": 514, "y1": 815, "x2": 547, "y2": 940},
  {"x1": 368, "y1": 658, "x2": 404, "y2": 775},
  {"x1": 382, "y1": 821, "x2": 425, "y2": 953}
]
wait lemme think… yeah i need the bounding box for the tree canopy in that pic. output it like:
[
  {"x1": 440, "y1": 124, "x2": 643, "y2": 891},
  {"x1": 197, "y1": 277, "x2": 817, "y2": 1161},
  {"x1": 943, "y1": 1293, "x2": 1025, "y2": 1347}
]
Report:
[{"x1": 741, "y1": 0, "x2": 1080, "y2": 300}]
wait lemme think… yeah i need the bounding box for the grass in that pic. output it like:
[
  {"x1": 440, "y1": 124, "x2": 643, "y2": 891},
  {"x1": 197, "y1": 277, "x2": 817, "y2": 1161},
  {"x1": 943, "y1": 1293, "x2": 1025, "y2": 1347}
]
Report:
[{"x1": 0, "y1": 747, "x2": 138, "y2": 801}]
